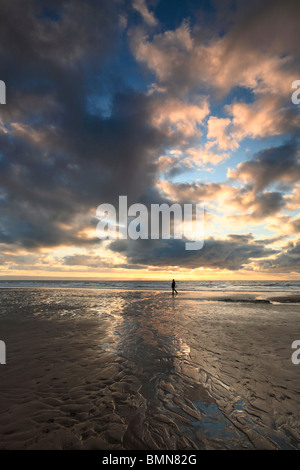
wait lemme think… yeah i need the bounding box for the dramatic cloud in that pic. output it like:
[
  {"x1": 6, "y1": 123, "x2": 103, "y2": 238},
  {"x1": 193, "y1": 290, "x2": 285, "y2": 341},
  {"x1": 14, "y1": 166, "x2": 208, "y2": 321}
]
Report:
[
  {"x1": 0, "y1": 0, "x2": 170, "y2": 250},
  {"x1": 0, "y1": 0, "x2": 299, "y2": 277},
  {"x1": 130, "y1": 1, "x2": 300, "y2": 97},
  {"x1": 228, "y1": 143, "x2": 300, "y2": 192},
  {"x1": 207, "y1": 97, "x2": 300, "y2": 152},
  {"x1": 156, "y1": 180, "x2": 236, "y2": 204},
  {"x1": 226, "y1": 96, "x2": 300, "y2": 141},
  {"x1": 257, "y1": 240, "x2": 300, "y2": 273},
  {"x1": 207, "y1": 116, "x2": 239, "y2": 151},
  {"x1": 150, "y1": 95, "x2": 209, "y2": 139},
  {"x1": 109, "y1": 236, "x2": 278, "y2": 271}
]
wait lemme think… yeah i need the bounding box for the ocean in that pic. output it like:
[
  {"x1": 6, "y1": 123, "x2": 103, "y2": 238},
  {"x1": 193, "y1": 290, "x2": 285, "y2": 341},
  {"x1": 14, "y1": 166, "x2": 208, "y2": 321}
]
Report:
[{"x1": 0, "y1": 279, "x2": 299, "y2": 293}]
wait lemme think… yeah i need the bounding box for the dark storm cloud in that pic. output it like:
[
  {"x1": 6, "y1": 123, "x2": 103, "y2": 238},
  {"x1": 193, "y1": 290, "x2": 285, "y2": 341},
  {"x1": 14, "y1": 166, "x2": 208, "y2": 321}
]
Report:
[
  {"x1": 109, "y1": 237, "x2": 277, "y2": 270},
  {"x1": 219, "y1": 0, "x2": 300, "y2": 61},
  {"x1": 229, "y1": 142, "x2": 300, "y2": 192},
  {"x1": 254, "y1": 235, "x2": 288, "y2": 245},
  {"x1": 257, "y1": 240, "x2": 300, "y2": 273},
  {"x1": 0, "y1": 88, "x2": 172, "y2": 248},
  {"x1": 0, "y1": 0, "x2": 119, "y2": 67},
  {"x1": 227, "y1": 234, "x2": 254, "y2": 243},
  {"x1": 157, "y1": 156, "x2": 193, "y2": 179},
  {"x1": 246, "y1": 192, "x2": 286, "y2": 220},
  {"x1": 0, "y1": 0, "x2": 299, "y2": 277},
  {"x1": 0, "y1": 0, "x2": 173, "y2": 249}
]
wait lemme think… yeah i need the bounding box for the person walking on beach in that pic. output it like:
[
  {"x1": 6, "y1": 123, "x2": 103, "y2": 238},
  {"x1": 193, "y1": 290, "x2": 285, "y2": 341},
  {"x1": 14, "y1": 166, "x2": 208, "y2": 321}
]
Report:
[{"x1": 172, "y1": 279, "x2": 178, "y2": 295}]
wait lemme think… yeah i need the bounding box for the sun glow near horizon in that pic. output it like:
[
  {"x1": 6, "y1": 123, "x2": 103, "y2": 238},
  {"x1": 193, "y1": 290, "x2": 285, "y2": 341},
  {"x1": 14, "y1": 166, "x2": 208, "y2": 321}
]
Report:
[{"x1": 0, "y1": 1, "x2": 299, "y2": 280}]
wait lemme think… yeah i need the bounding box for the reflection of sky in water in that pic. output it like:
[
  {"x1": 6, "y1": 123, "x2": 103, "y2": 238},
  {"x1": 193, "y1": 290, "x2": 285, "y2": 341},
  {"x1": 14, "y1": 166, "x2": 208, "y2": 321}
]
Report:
[
  {"x1": 112, "y1": 296, "x2": 192, "y2": 366},
  {"x1": 98, "y1": 294, "x2": 295, "y2": 449},
  {"x1": 3, "y1": 288, "x2": 299, "y2": 449},
  {"x1": 228, "y1": 395, "x2": 294, "y2": 450},
  {"x1": 191, "y1": 401, "x2": 251, "y2": 449}
]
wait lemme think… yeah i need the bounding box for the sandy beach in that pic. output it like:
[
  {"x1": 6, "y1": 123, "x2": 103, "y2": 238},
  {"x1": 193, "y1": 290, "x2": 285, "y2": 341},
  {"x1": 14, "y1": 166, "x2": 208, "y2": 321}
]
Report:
[{"x1": 0, "y1": 286, "x2": 300, "y2": 450}]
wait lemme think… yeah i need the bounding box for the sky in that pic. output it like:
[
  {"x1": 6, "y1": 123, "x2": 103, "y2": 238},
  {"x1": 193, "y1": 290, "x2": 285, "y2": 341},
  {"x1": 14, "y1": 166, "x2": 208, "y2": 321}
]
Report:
[{"x1": 0, "y1": 0, "x2": 299, "y2": 280}]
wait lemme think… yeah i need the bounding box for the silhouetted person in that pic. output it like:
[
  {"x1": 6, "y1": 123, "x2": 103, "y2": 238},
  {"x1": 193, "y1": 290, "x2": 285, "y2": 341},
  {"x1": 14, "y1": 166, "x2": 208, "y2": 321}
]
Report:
[{"x1": 171, "y1": 279, "x2": 178, "y2": 295}]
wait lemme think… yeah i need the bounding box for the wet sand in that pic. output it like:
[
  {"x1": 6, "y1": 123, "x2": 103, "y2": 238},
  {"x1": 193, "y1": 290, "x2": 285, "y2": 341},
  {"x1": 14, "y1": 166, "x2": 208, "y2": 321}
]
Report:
[{"x1": 0, "y1": 287, "x2": 300, "y2": 450}]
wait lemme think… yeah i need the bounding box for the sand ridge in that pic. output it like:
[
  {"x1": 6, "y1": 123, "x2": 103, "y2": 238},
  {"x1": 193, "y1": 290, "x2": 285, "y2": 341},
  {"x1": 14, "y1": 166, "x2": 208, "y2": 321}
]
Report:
[{"x1": 0, "y1": 288, "x2": 299, "y2": 449}]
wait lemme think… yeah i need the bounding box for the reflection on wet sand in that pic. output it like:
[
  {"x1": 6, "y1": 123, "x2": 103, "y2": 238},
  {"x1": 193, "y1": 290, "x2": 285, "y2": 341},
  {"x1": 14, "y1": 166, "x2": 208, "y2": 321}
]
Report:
[
  {"x1": 0, "y1": 288, "x2": 299, "y2": 449},
  {"x1": 106, "y1": 293, "x2": 253, "y2": 449}
]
